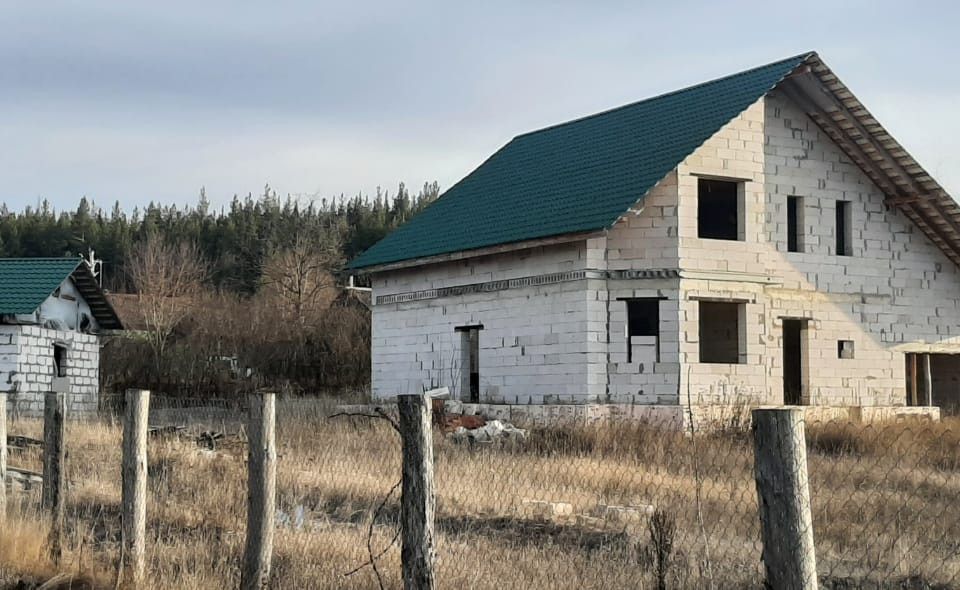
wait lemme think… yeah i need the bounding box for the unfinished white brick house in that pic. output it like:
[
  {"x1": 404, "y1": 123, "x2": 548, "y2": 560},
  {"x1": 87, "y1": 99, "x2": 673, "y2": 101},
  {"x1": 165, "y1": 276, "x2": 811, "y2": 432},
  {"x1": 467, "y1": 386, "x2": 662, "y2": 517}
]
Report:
[
  {"x1": 350, "y1": 52, "x2": 960, "y2": 421},
  {"x1": 0, "y1": 258, "x2": 123, "y2": 417}
]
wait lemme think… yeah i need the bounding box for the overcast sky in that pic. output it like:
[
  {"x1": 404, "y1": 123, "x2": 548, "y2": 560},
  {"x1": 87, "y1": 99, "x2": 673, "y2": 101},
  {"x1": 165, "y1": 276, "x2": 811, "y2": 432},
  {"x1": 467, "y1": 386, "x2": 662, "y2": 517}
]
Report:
[{"x1": 1, "y1": 1, "x2": 957, "y2": 212}]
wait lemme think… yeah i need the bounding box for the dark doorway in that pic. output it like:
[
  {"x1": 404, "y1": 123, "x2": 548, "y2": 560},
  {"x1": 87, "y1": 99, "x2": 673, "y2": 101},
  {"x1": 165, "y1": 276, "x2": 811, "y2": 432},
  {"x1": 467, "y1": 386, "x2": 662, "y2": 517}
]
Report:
[
  {"x1": 457, "y1": 325, "x2": 482, "y2": 403},
  {"x1": 782, "y1": 320, "x2": 804, "y2": 405},
  {"x1": 907, "y1": 353, "x2": 960, "y2": 415},
  {"x1": 930, "y1": 354, "x2": 960, "y2": 416},
  {"x1": 468, "y1": 329, "x2": 479, "y2": 402}
]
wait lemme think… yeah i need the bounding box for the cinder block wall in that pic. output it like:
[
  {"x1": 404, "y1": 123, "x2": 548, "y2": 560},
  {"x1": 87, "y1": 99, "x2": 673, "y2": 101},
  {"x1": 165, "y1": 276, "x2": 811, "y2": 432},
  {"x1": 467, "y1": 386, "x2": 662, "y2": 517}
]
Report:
[
  {"x1": 371, "y1": 168, "x2": 691, "y2": 404},
  {"x1": 1, "y1": 324, "x2": 99, "y2": 417},
  {"x1": 371, "y1": 242, "x2": 601, "y2": 402},
  {"x1": 601, "y1": 170, "x2": 685, "y2": 404},
  {"x1": 667, "y1": 92, "x2": 960, "y2": 406}
]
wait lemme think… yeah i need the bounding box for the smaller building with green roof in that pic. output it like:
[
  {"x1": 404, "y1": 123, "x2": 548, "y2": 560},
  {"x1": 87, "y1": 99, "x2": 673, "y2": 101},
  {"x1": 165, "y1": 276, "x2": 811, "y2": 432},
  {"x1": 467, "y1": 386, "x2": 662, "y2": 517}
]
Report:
[{"x1": 0, "y1": 257, "x2": 122, "y2": 417}]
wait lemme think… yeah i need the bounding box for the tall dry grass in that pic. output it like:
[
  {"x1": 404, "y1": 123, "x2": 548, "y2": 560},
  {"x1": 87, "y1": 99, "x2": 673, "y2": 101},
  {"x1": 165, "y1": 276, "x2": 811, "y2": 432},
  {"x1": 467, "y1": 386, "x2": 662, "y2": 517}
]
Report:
[{"x1": 1, "y1": 401, "x2": 959, "y2": 589}]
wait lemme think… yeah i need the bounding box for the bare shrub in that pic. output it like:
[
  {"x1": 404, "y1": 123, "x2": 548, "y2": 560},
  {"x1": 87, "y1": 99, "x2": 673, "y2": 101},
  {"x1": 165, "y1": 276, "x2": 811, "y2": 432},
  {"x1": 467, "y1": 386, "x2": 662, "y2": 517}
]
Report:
[
  {"x1": 649, "y1": 508, "x2": 678, "y2": 590},
  {"x1": 125, "y1": 234, "x2": 208, "y2": 378},
  {"x1": 102, "y1": 287, "x2": 370, "y2": 398},
  {"x1": 260, "y1": 225, "x2": 344, "y2": 325}
]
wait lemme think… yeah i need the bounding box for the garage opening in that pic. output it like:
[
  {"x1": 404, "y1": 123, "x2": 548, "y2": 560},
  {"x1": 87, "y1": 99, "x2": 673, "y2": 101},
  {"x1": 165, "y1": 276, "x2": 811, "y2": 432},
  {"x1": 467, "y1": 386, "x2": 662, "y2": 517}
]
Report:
[{"x1": 907, "y1": 353, "x2": 960, "y2": 416}]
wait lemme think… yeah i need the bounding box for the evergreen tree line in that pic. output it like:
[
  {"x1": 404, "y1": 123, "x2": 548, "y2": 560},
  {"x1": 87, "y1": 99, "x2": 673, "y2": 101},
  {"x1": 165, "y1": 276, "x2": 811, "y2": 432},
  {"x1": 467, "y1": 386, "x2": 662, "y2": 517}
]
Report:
[{"x1": 0, "y1": 181, "x2": 440, "y2": 292}]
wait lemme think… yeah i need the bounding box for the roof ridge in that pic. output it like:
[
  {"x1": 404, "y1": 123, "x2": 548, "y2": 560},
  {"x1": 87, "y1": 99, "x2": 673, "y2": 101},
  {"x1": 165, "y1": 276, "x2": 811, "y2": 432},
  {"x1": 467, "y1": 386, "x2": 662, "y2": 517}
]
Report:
[{"x1": 513, "y1": 51, "x2": 816, "y2": 141}]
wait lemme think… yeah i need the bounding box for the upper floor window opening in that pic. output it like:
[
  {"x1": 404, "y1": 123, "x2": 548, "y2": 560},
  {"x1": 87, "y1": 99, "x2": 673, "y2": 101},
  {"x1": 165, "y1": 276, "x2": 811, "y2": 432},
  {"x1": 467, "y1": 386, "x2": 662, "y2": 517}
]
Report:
[{"x1": 697, "y1": 178, "x2": 744, "y2": 241}]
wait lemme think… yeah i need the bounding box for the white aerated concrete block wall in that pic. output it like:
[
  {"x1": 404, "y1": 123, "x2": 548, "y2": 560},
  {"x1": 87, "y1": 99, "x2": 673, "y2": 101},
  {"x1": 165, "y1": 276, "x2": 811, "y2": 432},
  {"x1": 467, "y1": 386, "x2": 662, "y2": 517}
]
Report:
[
  {"x1": 605, "y1": 171, "x2": 680, "y2": 271},
  {"x1": 670, "y1": 92, "x2": 960, "y2": 406},
  {"x1": 600, "y1": 170, "x2": 684, "y2": 404},
  {"x1": 602, "y1": 283, "x2": 682, "y2": 404},
  {"x1": 0, "y1": 324, "x2": 100, "y2": 417},
  {"x1": 372, "y1": 242, "x2": 604, "y2": 403}
]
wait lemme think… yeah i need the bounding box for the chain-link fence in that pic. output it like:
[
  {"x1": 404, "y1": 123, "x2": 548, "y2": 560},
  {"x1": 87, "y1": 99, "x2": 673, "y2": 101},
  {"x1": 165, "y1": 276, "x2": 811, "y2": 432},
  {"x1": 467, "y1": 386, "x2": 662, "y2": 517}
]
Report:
[{"x1": 2, "y1": 394, "x2": 959, "y2": 589}]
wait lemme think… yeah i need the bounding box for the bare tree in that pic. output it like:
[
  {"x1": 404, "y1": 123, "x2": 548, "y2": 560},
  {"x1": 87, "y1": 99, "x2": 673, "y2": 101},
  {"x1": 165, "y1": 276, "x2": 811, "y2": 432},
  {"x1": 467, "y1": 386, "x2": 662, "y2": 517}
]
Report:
[
  {"x1": 260, "y1": 224, "x2": 344, "y2": 324},
  {"x1": 126, "y1": 235, "x2": 208, "y2": 375}
]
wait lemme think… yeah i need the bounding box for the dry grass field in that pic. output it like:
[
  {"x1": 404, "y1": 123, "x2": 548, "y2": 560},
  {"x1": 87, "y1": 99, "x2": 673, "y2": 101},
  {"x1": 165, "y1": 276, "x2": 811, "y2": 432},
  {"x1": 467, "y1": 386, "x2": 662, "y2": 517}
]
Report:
[{"x1": 1, "y1": 399, "x2": 959, "y2": 589}]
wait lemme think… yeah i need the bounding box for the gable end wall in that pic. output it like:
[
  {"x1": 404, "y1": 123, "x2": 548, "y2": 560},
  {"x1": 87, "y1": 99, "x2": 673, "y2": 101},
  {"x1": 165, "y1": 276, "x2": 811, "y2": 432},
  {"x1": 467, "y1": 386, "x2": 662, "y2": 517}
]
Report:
[{"x1": 671, "y1": 91, "x2": 960, "y2": 406}]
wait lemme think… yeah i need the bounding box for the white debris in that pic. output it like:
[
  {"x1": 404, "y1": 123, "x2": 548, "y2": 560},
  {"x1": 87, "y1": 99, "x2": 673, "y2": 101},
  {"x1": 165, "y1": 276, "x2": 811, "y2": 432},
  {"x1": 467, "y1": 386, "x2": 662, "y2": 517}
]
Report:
[
  {"x1": 449, "y1": 419, "x2": 528, "y2": 444},
  {"x1": 520, "y1": 499, "x2": 573, "y2": 519},
  {"x1": 276, "y1": 505, "x2": 306, "y2": 530}
]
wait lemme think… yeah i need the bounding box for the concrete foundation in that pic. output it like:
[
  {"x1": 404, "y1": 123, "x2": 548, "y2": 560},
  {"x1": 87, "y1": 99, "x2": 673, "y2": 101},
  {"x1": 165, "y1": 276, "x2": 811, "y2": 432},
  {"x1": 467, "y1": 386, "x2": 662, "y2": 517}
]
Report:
[{"x1": 336, "y1": 401, "x2": 940, "y2": 430}]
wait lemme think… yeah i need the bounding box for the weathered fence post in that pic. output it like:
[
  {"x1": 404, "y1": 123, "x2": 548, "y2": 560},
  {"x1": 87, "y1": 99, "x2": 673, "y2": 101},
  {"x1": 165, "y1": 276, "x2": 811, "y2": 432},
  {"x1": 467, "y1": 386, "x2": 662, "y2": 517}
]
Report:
[
  {"x1": 241, "y1": 393, "x2": 277, "y2": 590},
  {"x1": 0, "y1": 392, "x2": 7, "y2": 522},
  {"x1": 398, "y1": 393, "x2": 435, "y2": 590},
  {"x1": 42, "y1": 391, "x2": 67, "y2": 564},
  {"x1": 121, "y1": 389, "x2": 150, "y2": 587},
  {"x1": 752, "y1": 408, "x2": 817, "y2": 589}
]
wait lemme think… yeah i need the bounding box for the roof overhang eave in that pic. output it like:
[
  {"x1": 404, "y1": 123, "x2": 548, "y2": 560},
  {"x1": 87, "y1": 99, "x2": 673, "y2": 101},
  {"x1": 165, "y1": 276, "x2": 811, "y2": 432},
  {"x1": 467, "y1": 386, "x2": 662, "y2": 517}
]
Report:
[
  {"x1": 776, "y1": 55, "x2": 960, "y2": 267},
  {"x1": 352, "y1": 230, "x2": 606, "y2": 274},
  {"x1": 70, "y1": 265, "x2": 124, "y2": 330}
]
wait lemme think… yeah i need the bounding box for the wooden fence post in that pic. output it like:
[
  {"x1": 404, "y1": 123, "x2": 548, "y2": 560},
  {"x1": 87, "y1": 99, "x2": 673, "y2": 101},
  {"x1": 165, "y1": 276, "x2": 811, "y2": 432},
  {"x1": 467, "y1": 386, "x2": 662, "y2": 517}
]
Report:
[
  {"x1": 42, "y1": 392, "x2": 67, "y2": 564},
  {"x1": 752, "y1": 408, "x2": 817, "y2": 590},
  {"x1": 241, "y1": 393, "x2": 277, "y2": 590},
  {"x1": 122, "y1": 389, "x2": 150, "y2": 587},
  {"x1": 398, "y1": 393, "x2": 435, "y2": 590},
  {"x1": 0, "y1": 392, "x2": 7, "y2": 522}
]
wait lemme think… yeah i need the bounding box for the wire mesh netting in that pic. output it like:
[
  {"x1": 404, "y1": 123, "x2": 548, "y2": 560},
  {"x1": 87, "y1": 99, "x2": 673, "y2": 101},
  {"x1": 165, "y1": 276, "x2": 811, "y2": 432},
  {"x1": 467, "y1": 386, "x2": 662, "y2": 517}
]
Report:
[{"x1": 2, "y1": 396, "x2": 959, "y2": 589}]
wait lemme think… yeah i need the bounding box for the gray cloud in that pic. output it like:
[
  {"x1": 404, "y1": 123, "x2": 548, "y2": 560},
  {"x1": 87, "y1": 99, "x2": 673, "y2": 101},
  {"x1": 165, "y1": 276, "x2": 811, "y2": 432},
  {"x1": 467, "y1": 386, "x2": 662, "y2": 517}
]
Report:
[{"x1": 0, "y1": 0, "x2": 957, "y2": 210}]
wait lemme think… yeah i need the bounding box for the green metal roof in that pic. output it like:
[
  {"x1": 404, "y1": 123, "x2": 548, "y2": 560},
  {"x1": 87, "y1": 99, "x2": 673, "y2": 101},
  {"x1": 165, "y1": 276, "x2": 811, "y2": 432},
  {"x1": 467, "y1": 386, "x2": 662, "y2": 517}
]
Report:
[
  {"x1": 0, "y1": 258, "x2": 85, "y2": 314},
  {"x1": 349, "y1": 52, "x2": 814, "y2": 270},
  {"x1": 0, "y1": 257, "x2": 123, "y2": 329}
]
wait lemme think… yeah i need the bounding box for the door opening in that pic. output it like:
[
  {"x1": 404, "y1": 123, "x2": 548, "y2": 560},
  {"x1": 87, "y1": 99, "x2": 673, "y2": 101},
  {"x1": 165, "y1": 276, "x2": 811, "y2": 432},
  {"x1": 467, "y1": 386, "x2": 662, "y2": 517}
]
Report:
[
  {"x1": 906, "y1": 353, "x2": 934, "y2": 408},
  {"x1": 782, "y1": 319, "x2": 804, "y2": 405},
  {"x1": 456, "y1": 325, "x2": 482, "y2": 403},
  {"x1": 907, "y1": 353, "x2": 960, "y2": 415}
]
